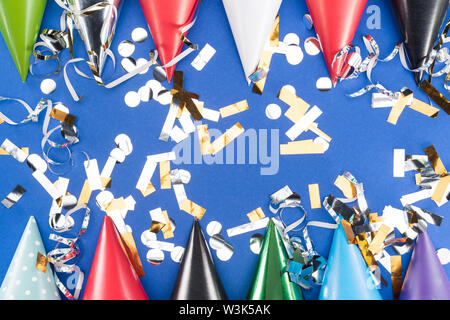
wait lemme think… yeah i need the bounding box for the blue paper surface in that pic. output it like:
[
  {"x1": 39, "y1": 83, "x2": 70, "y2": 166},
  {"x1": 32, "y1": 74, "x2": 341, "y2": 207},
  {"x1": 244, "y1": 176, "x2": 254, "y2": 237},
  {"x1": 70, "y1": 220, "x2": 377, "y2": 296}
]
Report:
[{"x1": 0, "y1": 0, "x2": 449, "y2": 300}]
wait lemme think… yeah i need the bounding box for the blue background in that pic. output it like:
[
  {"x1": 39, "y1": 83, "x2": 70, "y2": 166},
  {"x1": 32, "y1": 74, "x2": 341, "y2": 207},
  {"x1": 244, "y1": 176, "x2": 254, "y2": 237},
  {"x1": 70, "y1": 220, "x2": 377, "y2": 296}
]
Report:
[{"x1": 0, "y1": 0, "x2": 449, "y2": 300}]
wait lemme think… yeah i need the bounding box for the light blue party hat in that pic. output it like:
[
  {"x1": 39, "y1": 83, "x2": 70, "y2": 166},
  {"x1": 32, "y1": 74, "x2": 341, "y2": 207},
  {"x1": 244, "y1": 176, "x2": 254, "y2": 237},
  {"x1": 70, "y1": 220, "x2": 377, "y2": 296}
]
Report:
[
  {"x1": 0, "y1": 216, "x2": 60, "y2": 300},
  {"x1": 319, "y1": 222, "x2": 382, "y2": 300}
]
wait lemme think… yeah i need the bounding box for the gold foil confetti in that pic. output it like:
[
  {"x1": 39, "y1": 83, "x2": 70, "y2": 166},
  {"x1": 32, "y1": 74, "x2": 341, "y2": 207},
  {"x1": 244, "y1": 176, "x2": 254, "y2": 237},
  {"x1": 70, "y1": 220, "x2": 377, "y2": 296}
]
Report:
[
  {"x1": 387, "y1": 90, "x2": 413, "y2": 125},
  {"x1": 424, "y1": 145, "x2": 447, "y2": 175},
  {"x1": 419, "y1": 80, "x2": 450, "y2": 115},
  {"x1": 77, "y1": 177, "x2": 111, "y2": 205},
  {"x1": 390, "y1": 255, "x2": 402, "y2": 300},
  {"x1": 140, "y1": 182, "x2": 156, "y2": 197},
  {"x1": 368, "y1": 224, "x2": 391, "y2": 255},
  {"x1": 180, "y1": 199, "x2": 206, "y2": 220},
  {"x1": 307, "y1": 123, "x2": 332, "y2": 142},
  {"x1": 341, "y1": 220, "x2": 355, "y2": 244},
  {"x1": 0, "y1": 147, "x2": 29, "y2": 155},
  {"x1": 172, "y1": 71, "x2": 203, "y2": 121},
  {"x1": 308, "y1": 183, "x2": 321, "y2": 209},
  {"x1": 149, "y1": 221, "x2": 165, "y2": 234},
  {"x1": 356, "y1": 234, "x2": 378, "y2": 270},
  {"x1": 246, "y1": 207, "x2": 266, "y2": 223},
  {"x1": 278, "y1": 86, "x2": 310, "y2": 122},
  {"x1": 219, "y1": 100, "x2": 249, "y2": 118},
  {"x1": 334, "y1": 175, "x2": 357, "y2": 199},
  {"x1": 105, "y1": 197, "x2": 127, "y2": 213},
  {"x1": 161, "y1": 210, "x2": 174, "y2": 239},
  {"x1": 120, "y1": 232, "x2": 145, "y2": 278},
  {"x1": 159, "y1": 161, "x2": 171, "y2": 189},
  {"x1": 35, "y1": 252, "x2": 47, "y2": 273},
  {"x1": 210, "y1": 123, "x2": 245, "y2": 155},
  {"x1": 409, "y1": 98, "x2": 439, "y2": 118},
  {"x1": 252, "y1": 15, "x2": 279, "y2": 95},
  {"x1": 415, "y1": 173, "x2": 422, "y2": 185},
  {"x1": 49, "y1": 108, "x2": 76, "y2": 126},
  {"x1": 197, "y1": 124, "x2": 213, "y2": 155},
  {"x1": 280, "y1": 139, "x2": 325, "y2": 155},
  {"x1": 431, "y1": 175, "x2": 450, "y2": 204}
]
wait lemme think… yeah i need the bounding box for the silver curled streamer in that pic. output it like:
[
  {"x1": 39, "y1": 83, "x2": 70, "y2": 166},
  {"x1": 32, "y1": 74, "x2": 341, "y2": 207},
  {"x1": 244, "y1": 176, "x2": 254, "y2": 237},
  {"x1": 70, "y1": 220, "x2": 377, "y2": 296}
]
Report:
[
  {"x1": 46, "y1": 204, "x2": 90, "y2": 300},
  {"x1": 268, "y1": 186, "x2": 337, "y2": 289}
]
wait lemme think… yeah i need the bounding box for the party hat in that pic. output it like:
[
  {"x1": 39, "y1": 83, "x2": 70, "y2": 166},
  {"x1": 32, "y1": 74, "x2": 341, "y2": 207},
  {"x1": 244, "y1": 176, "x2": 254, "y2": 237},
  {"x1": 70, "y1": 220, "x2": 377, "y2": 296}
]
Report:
[
  {"x1": 247, "y1": 218, "x2": 303, "y2": 300},
  {"x1": 305, "y1": 0, "x2": 367, "y2": 86},
  {"x1": 0, "y1": 0, "x2": 47, "y2": 82},
  {"x1": 222, "y1": 0, "x2": 282, "y2": 84},
  {"x1": 139, "y1": 0, "x2": 199, "y2": 82},
  {"x1": 67, "y1": 0, "x2": 122, "y2": 76},
  {"x1": 83, "y1": 216, "x2": 148, "y2": 300},
  {"x1": 0, "y1": 216, "x2": 60, "y2": 300},
  {"x1": 171, "y1": 219, "x2": 227, "y2": 300},
  {"x1": 399, "y1": 231, "x2": 450, "y2": 300},
  {"x1": 391, "y1": 0, "x2": 449, "y2": 85},
  {"x1": 319, "y1": 222, "x2": 382, "y2": 300}
]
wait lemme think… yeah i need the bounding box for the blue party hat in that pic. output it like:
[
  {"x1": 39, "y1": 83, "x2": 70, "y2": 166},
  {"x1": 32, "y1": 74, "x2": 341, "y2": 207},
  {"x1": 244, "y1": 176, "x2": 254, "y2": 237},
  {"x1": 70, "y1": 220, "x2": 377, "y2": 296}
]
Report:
[
  {"x1": 319, "y1": 223, "x2": 382, "y2": 300},
  {"x1": 0, "y1": 216, "x2": 60, "y2": 300}
]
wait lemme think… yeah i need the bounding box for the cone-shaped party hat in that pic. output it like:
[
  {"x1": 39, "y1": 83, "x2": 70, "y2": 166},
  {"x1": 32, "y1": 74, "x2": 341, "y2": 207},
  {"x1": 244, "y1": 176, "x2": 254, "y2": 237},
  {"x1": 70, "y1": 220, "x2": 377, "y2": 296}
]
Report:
[
  {"x1": 247, "y1": 218, "x2": 303, "y2": 300},
  {"x1": 139, "y1": 0, "x2": 199, "y2": 82},
  {"x1": 399, "y1": 231, "x2": 450, "y2": 300},
  {"x1": 391, "y1": 0, "x2": 449, "y2": 86},
  {"x1": 171, "y1": 219, "x2": 227, "y2": 300},
  {"x1": 83, "y1": 216, "x2": 148, "y2": 300},
  {"x1": 222, "y1": 0, "x2": 282, "y2": 84},
  {"x1": 0, "y1": 216, "x2": 60, "y2": 300},
  {"x1": 306, "y1": 0, "x2": 367, "y2": 86},
  {"x1": 319, "y1": 223, "x2": 382, "y2": 300},
  {"x1": 67, "y1": 0, "x2": 122, "y2": 76},
  {"x1": 0, "y1": 0, "x2": 47, "y2": 82}
]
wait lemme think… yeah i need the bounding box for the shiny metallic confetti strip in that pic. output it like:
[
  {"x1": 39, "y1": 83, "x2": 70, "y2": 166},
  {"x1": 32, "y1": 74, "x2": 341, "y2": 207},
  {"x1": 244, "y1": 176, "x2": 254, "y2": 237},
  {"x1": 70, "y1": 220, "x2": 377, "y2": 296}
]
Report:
[
  {"x1": 0, "y1": 97, "x2": 49, "y2": 125},
  {"x1": 1, "y1": 185, "x2": 26, "y2": 208}
]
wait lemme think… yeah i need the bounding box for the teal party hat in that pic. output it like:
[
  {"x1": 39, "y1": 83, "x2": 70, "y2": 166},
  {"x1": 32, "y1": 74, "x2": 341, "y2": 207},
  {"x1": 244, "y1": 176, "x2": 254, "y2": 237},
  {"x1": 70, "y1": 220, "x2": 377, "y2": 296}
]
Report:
[{"x1": 0, "y1": 216, "x2": 60, "y2": 300}]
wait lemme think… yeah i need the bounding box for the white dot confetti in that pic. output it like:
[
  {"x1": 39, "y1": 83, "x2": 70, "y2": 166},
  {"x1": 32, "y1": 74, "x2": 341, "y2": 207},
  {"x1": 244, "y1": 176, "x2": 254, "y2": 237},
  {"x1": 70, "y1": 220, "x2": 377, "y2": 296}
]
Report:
[
  {"x1": 118, "y1": 40, "x2": 135, "y2": 57},
  {"x1": 131, "y1": 27, "x2": 148, "y2": 43},
  {"x1": 206, "y1": 221, "x2": 222, "y2": 236},
  {"x1": 124, "y1": 91, "x2": 140, "y2": 108},
  {"x1": 265, "y1": 103, "x2": 282, "y2": 120},
  {"x1": 40, "y1": 79, "x2": 56, "y2": 95}
]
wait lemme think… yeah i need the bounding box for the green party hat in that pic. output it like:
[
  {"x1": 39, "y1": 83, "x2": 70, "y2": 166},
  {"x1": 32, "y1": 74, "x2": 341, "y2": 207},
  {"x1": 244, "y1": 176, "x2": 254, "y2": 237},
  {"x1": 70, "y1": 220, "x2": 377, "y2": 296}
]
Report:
[
  {"x1": 247, "y1": 218, "x2": 303, "y2": 300},
  {"x1": 0, "y1": 0, "x2": 47, "y2": 82}
]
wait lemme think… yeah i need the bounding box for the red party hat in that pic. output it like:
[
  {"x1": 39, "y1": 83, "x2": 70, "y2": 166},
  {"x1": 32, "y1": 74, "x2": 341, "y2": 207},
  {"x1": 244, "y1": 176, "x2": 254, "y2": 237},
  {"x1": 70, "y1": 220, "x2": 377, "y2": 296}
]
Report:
[
  {"x1": 139, "y1": 0, "x2": 199, "y2": 82},
  {"x1": 306, "y1": 0, "x2": 367, "y2": 86},
  {"x1": 83, "y1": 216, "x2": 148, "y2": 300}
]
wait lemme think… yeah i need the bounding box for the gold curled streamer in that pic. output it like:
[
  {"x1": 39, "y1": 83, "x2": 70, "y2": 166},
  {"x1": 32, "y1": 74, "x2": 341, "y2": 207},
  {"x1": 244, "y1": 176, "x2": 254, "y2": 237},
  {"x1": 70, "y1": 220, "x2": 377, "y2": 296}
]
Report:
[{"x1": 419, "y1": 80, "x2": 450, "y2": 115}]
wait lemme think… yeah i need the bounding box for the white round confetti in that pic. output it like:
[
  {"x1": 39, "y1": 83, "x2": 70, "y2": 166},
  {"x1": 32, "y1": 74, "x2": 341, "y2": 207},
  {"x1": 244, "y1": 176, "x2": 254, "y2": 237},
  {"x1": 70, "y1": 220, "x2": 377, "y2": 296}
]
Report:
[
  {"x1": 437, "y1": 248, "x2": 450, "y2": 265},
  {"x1": 265, "y1": 103, "x2": 282, "y2": 120},
  {"x1": 153, "y1": 66, "x2": 167, "y2": 82},
  {"x1": 155, "y1": 89, "x2": 172, "y2": 105},
  {"x1": 114, "y1": 133, "x2": 133, "y2": 156},
  {"x1": 118, "y1": 40, "x2": 135, "y2": 57},
  {"x1": 124, "y1": 91, "x2": 140, "y2": 108},
  {"x1": 121, "y1": 57, "x2": 136, "y2": 73},
  {"x1": 146, "y1": 79, "x2": 162, "y2": 93},
  {"x1": 286, "y1": 45, "x2": 304, "y2": 65},
  {"x1": 250, "y1": 233, "x2": 264, "y2": 254},
  {"x1": 136, "y1": 58, "x2": 149, "y2": 74},
  {"x1": 316, "y1": 76, "x2": 332, "y2": 92},
  {"x1": 54, "y1": 102, "x2": 69, "y2": 114},
  {"x1": 40, "y1": 78, "x2": 56, "y2": 95},
  {"x1": 206, "y1": 221, "x2": 222, "y2": 236},
  {"x1": 314, "y1": 137, "x2": 330, "y2": 152},
  {"x1": 95, "y1": 191, "x2": 114, "y2": 210},
  {"x1": 304, "y1": 37, "x2": 321, "y2": 56},
  {"x1": 216, "y1": 247, "x2": 234, "y2": 261},
  {"x1": 141, "y1": 230, "x2": 157, "y2": 246},
  {"x1": 283, "y1": 84, "x2": 296, "y2": 95},
  {"x1": 283, "y1": 33, "x2": 300, "y2": 46},
  {"x1": 138, "y1": 86, "x2": 153, "y2": 102},
  {"x1": 110, "y1": 147, "x2": 126, "y2": 163},
  {"x1": 209, "y1": 234, "x2": 225, "y2": 250},
  {"x1": 62, "y1": 195, "x2": 77, "y2": 210},
  {"x1": 131, "y1": 27, "x2": 148, "y2": 43},
  {"x1": 171, "y1": 246, "x2": 185, "y2": 263},
  {"x1": 146, "y1": 248, "x2": 164, "y2": 265}
]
